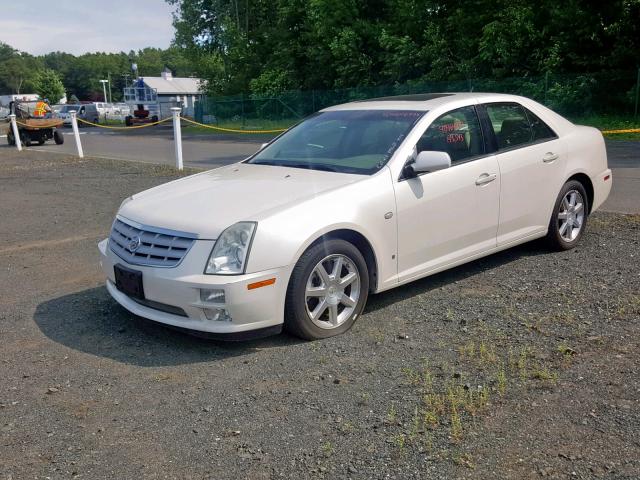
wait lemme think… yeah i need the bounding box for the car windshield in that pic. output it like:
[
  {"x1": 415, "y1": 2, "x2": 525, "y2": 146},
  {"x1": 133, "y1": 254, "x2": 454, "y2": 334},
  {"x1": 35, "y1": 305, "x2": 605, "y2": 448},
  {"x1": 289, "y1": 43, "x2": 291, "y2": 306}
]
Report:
[
  {"x1": 247, "y1": 110, "x2": 425, "y2": 174},
  {"x1": 60, "y1": 105, "x2": 80, "y2": 113}
]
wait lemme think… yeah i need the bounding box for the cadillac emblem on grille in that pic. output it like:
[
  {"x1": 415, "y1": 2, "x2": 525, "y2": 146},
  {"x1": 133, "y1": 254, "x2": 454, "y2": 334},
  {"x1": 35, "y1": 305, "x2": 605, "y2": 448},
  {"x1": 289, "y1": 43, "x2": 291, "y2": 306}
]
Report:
[
  {"x1": 109, "y1": 218, "x2": 195, "y2": 268},
  {"x1": 128, "y1": 235, "x2": 142, "y2": 253}
]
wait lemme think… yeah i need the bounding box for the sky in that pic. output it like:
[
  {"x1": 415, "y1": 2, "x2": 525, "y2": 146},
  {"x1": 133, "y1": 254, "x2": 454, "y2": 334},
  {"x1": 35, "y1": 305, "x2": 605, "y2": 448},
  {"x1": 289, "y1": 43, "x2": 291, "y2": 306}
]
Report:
[{"x1": 0, "y1": 0, "x2": 176, "y2": 56}]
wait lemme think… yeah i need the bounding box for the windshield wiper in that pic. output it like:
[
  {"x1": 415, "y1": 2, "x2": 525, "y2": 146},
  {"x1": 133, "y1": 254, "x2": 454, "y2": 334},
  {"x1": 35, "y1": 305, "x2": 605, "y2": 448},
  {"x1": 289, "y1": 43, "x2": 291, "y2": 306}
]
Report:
[{"x1": 253, "y1": 160, "x2": 340, "y2": 172}]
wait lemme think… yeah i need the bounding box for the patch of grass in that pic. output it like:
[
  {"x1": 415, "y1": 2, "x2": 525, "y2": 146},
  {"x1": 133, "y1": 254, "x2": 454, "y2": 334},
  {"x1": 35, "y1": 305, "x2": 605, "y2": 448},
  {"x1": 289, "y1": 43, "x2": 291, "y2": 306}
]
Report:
[
  {"x1": 388, "y1": 333, "x2": 565, "y2": 458},
  {"x1": 569, "y1": 114, "x2": 640, "y2": 140},
  {"x1": 401, "y1": 365, "x2": 433, "y2": 389}
]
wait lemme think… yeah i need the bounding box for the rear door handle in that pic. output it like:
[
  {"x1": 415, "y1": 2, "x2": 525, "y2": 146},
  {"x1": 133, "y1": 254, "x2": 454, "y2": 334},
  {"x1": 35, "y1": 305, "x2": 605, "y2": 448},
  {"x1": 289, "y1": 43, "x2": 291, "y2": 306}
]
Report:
[
  {"x1": 475, "y1": 173, "x2": 497, "y2": 186},
  {"x1": 543, "y1": 152, "x2": 559, "y2": 163}
]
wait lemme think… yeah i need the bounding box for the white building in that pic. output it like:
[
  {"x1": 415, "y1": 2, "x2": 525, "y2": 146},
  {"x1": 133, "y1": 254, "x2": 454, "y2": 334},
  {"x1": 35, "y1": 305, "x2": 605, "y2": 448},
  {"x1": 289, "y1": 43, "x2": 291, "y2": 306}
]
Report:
[{"x1": 126, "y1": 68, "x2": 204, "y2": 118}]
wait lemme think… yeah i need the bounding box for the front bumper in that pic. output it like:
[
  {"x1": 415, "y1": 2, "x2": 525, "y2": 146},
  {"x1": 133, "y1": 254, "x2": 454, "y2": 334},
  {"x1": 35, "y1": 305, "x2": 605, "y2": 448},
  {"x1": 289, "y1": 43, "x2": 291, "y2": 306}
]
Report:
[{"x1": 98, "y1": 238, "x2": 288, "y2": 337}]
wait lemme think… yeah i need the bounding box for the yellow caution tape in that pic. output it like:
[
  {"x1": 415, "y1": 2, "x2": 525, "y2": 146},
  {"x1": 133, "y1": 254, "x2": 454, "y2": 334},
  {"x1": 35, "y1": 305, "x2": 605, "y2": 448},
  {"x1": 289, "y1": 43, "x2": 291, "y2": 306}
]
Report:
[
  {"x1": 179, "y1": 116, "x2": 288, "y2": 134},
  {"x1": 601, "y1": 128, "x2": 640, "y2": 134},
  {"x1": 76, "y1": 117, "x2": 172, "y2": 129}
]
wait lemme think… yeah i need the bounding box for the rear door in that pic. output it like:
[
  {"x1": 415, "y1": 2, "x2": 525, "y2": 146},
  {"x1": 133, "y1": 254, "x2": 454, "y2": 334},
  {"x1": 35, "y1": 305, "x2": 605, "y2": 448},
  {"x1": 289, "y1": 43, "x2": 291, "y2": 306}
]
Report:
[{"x1": 482, "y1": 103, "x2": 566, "y2": 245}]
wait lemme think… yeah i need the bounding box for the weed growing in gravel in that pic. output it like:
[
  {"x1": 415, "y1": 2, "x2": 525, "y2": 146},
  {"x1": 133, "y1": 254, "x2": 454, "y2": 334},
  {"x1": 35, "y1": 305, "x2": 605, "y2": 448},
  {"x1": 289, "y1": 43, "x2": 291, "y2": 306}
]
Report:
[
  {"x1": 530, "y1": 366, "x2": 558, "y2": 384},
  {"x1": 517, "y1": 346, "x2": 529, "y2": 381},
  {"x1": 450, "y1": 405, "x2": 463, "y2": 443},
  {"x1": 393, "y1": 433, "x2": 407, "y2": 455},
  {"x1": 386, "y1": 402, "x2": 397, "y2": 425},
  {"x1": 357, "y1": 392, "x2": 370, "y2": 406},
  {"x1": 452, "y1": 452, "x2": 476, "y2": 469},
  {"x1": 496, "y1": 364, "x2": 507, "y2": 396},
  {"x1": 321, "y1": 441, "x2": 335, "y2": 457}
]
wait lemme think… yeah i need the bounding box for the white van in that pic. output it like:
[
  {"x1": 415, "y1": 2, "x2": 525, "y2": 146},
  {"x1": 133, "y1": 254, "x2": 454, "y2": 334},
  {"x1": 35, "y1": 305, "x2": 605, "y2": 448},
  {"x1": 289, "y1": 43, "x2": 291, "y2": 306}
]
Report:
[{"x1": 58, "y1": 104, "x2": 100, "y2": 126}]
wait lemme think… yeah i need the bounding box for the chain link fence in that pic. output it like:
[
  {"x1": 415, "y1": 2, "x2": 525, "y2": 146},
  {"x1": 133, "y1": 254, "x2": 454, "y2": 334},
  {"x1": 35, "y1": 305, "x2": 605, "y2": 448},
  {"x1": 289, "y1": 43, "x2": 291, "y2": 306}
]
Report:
[{"x1": 195, "y1": 70, "x2": 640, "y2": 126}]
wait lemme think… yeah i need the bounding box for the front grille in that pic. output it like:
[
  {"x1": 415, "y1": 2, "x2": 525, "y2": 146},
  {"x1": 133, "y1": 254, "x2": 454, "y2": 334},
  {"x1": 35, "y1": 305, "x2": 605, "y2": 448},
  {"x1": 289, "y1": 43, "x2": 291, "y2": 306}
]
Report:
[{"x1": 109, "y1": 218, "x2": 195, "y2": 268}]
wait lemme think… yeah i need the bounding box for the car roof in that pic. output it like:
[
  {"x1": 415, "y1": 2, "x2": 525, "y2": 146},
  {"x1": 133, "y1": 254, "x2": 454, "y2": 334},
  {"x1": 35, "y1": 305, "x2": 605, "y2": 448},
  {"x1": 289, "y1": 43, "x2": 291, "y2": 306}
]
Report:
[{"x1": 323, "y1": 92, "x2": 525, "y2": 111}]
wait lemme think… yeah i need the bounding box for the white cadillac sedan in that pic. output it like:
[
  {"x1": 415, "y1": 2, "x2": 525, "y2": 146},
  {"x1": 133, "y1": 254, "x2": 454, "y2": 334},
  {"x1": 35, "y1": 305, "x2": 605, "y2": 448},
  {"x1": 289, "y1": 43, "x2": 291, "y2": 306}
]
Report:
[{"x1": 98, "y1": 93, "x2": 612, "y2": 340}]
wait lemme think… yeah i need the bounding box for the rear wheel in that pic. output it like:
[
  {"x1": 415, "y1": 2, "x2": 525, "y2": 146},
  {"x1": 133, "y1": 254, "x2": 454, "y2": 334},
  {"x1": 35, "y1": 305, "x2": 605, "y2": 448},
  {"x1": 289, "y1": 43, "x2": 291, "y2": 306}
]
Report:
[
  {"x1": 53, "y1": 130, "x2": 64, "y2": 145},
  {"x1": 7, "y1": 131, "x2": 14, "y2": 145},
  {"x1": 20, "y1": 132, "x2": 30, "y2": 147},
  {"x1": 546, "y1": 180, "x2": 588, "y2": 251},
  {"x1": 285, "y1": 239, "x2": 369, "y2": 340},
  {"x1": 125, "y1": 116, "x2": 132, "y2": 127}
]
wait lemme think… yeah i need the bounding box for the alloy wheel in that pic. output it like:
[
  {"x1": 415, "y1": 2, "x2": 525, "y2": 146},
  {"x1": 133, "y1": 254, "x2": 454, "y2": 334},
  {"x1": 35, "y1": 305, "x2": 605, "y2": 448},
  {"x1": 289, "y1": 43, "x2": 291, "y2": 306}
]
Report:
[
  {"x1": 558, "y1": 189, "x2": 585, "y2": 242},
  {"x1": 305, "y1": 254, "x2": 361, "y2": 329}
]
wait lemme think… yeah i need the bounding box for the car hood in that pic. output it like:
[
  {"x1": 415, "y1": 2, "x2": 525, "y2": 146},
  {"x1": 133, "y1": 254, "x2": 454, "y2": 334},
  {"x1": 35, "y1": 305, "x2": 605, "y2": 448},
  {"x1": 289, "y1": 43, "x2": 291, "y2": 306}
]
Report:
[{"x1": 118, "y1": 163, "x2": 363, "y2": 239}]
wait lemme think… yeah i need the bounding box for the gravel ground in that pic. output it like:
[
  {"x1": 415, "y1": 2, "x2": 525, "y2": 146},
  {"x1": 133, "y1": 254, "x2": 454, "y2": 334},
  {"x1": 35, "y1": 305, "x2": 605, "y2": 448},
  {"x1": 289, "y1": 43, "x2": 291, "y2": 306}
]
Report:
[{"x1": 1, "y1": 151, "x2": 639, "y2": 479}]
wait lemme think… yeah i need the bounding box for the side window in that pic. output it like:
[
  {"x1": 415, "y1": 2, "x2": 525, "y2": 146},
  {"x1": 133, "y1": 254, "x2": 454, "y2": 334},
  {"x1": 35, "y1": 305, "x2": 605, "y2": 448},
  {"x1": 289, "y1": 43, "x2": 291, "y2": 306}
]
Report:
[
  {"x1": 416, "y1": 106, "x2": 484, "y2": 164},
  {"x1": 525, "y1": 108, "x2": 557, "y2": 142},
  {"x1": 485, "y1": 103, "x2": 532, "y2": 150}
]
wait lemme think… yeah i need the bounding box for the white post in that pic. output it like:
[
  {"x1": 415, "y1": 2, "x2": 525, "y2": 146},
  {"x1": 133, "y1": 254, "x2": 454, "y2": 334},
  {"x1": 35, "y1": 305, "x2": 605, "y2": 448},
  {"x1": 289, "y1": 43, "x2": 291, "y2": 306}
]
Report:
[
  {"x1": 70, "y1": 111, "x2": 84, "y2": 158},
  {"x1": 171, "y1": 107, "x2": 183, "y2": 170},
  {"x1": 9, "y1": 114, "x2": 22, "y2": 151}
]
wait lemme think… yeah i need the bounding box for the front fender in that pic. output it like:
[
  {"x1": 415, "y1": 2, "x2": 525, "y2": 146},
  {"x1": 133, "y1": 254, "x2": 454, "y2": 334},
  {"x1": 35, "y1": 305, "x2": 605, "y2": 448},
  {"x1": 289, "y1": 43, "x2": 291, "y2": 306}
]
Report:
[{"x1": 246, "y1": 168, "x2": 398, "y2": 291}]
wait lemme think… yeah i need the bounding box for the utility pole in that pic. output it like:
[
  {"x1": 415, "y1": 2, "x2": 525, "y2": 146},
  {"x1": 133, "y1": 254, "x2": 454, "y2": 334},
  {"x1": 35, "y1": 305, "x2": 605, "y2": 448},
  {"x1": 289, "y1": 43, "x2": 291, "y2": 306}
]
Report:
[
  {"x1": 107, "y1": 72, "x2": 113, "y2": 103},
  {"x1": 635, "y1": 67, "x2": 640, "y2": 119}
]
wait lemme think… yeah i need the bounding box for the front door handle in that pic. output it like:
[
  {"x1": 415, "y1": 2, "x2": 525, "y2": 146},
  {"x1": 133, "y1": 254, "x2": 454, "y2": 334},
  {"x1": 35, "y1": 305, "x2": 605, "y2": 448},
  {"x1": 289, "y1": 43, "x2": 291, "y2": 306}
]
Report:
[
  {"x1": 543, "y1": 152, "x2": 559, "y2": 163},
  {"x1": 475, "y1": 173, "x2": 497, "y2": 186}
]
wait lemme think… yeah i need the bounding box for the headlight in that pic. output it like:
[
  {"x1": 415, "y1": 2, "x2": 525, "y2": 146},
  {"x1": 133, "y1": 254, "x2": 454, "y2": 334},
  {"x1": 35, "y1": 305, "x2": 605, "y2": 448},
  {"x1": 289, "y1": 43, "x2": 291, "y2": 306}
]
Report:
[{"x1": 204, "y1": 222, "x2": 256, "y2": 275}]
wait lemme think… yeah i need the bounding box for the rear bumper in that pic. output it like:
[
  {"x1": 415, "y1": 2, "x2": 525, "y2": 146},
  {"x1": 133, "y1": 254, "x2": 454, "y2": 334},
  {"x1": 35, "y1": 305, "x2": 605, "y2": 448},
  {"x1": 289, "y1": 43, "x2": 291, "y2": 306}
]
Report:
[
  {"x1": 591, "y1": 168, "x2": 612, "y2": 212},
  {"x1": 99, "y1": 238, "x2": 288, "y2": 337}
]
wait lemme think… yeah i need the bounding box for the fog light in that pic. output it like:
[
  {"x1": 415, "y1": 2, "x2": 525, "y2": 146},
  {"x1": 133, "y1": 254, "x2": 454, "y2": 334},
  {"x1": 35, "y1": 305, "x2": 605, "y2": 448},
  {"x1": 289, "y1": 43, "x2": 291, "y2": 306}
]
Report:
[
  {"x1": 203, "y1": 307, "x2": 232, "y2": 322},
  {"x1": 200, "y1": 288, "x2": 225, "y2": 304}
]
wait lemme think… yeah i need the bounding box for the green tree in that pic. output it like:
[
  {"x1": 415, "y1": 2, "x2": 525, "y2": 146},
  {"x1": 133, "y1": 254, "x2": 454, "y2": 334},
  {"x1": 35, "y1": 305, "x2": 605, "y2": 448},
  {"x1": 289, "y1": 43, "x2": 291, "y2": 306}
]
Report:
[{"x1": 33, "y1": 69, "x2": 66, "y2": 103}]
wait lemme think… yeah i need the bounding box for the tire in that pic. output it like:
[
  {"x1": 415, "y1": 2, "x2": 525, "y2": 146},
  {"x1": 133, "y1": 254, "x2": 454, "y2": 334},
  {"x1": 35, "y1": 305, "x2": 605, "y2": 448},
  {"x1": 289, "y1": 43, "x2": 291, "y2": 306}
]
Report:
[
  {"x1": 53, "y1": 130, "x2": 64, "y2": 145},
  {"x1": 38, "y1": 136, "x2": 45, "y2": 145},
  {"x1": 546, "y1": 180, "x2": 589, "y2": 251},
  {"x1": 125, "y1": 116, "x2": 132, "y2": 127},
  {"x1": 285, "y1": 239, "x2": 369, "y2": 340},
  {"x1": 151, "y1": 115, "x2": 159, "y2": 123},
  {"x1": 7, "y1": 131, "x2": 14, "y2": 145},
  {"x1": 21, "y1": 132, "x2": 30, "y2": 147}
]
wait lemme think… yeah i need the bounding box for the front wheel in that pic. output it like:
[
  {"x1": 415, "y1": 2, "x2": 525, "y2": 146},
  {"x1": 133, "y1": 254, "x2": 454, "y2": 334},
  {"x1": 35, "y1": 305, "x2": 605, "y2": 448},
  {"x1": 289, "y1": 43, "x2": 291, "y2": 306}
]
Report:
[
  {"x1": 7, "y1": 131, "x2": 14, "y2": 145},
  {"x1": 53, "y1": 130, "x2": 64, "y2": 145},
  {"x1": 285, "y1": 239, "x2": 369, "y2": 340},
  {"x1": 546, "y1": 180, "x2": 588, "y2": 251}
]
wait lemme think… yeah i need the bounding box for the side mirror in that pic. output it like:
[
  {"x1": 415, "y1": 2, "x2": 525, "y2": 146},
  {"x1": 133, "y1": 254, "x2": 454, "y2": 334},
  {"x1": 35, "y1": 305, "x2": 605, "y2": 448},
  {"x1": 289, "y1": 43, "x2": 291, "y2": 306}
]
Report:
[{"x1": 405, "y1": 151, "x2": 451, "y2": 178}]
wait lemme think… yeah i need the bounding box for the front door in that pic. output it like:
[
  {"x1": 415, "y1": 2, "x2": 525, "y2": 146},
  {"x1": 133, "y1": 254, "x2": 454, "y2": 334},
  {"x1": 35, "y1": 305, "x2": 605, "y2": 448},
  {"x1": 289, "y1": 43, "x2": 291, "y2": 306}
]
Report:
[{"x1": 394, "y1": 105, "x2": 500, "y2": 283}]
